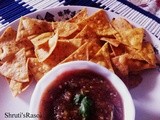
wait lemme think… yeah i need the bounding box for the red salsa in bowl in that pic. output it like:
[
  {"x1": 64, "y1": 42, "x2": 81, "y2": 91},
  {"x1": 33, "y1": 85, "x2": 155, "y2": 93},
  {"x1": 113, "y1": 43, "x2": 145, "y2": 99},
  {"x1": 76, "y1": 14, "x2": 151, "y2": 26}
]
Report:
[
  {"x1": 39, "y1": 70, "x2": 123, "y2": 120},
  {"x1": 29, "y1": 61, "x2": 135, "y2": 120}
]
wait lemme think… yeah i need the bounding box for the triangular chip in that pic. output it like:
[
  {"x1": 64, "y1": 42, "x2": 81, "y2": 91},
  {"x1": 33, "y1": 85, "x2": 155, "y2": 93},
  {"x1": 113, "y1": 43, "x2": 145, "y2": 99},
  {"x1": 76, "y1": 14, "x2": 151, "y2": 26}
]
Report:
[
  {"x1": 137, "y1": 42, "x2": 157, "y2": 65},
  {"x1": 126, "y1": 42, "x2": 157, "y2": 65},
  {"x1": 111, "y1": 18, "x2": 133, "y2": 32},
  {"x1": 100, "y1": 37, "x2": 120, "y2": 47},
  {"x1": 120, "y1": 28, "x2": 144, "y2": 49},
  {"x1": 0, "y1": 48, "x2": 29, "y2": 82},
  {"x1": 46, "y1": 38, "x2": 84, "y2": 66},
  {"x1": 60, "y1": 40, "x2": 102, "y2": 63},
  {"x1": 128, "y1": 59, "x2": 155, "y2": 72},
  {"x1": 16, "y1": 17, "x2": 52, "y2": 41},
  {"x1": 52, "y1": 21, "x2": 79, "y2": 38},
  {"x1": 78, "y1": 9, "x2": 117, "y2": 36},
  {"x1": 110, "y1": 44, "x2": 126, "y2": 57},
  {"x1": 30, "y1": 32, "x2": 53, "y2": 46},
  {"x1": 28, "y1": 58, "x2": 54, "y2": 81},
  {"x1": 0, "y1": 27, "x2": 19, "y2": 60},
  {"x1": 68, "y1": 8, "x2": 88, "y2": 23},
  {"x1": 112, "y1": 54, "x2": 129, "y2": 76},
  {"x1": 34, "y1": 31, "x2": 58, "y2": 62},
  {"x1": 90, "y1": 43, "x2": 114, "y2": 72},
  {"x1": 6, "y1": 78, "x2": 30, "y2": 97},
  {"x1": 74, "y1": 25, "x2": 98, "y2": 40}
]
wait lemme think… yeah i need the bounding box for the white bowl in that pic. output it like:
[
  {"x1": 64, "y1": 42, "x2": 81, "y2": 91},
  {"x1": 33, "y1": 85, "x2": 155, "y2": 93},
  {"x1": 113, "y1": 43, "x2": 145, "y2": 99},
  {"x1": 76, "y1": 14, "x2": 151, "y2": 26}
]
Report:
[{"x1": 29, "y1": 61, "x2": 135, "y2": 120}]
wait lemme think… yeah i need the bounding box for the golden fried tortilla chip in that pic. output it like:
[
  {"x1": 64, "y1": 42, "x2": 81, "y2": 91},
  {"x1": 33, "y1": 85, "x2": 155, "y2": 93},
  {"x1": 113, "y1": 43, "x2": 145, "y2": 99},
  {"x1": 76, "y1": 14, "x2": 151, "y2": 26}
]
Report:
[
  {"x1": 120, "y1": 28, "x2": 144, "y2": 49},
  {"x1": 48, "y1": 38, "x2": 86, "y2": 65},
  {"x1": 68, "y1": 8, "x2": 88, "y2": 23},
  {"x1": 60, "y1": 40, "x2": 102, "y2": 63},
  {"x1": 35, "y1": 31, "x2": 58, "y2": 62},
  {"x1": 110, "y1": 44, "x2": 126, "y2": 57},
  {"x1": 137, "y1": 42, "x2": 157, "y2": 65},
  {"x1": 30, "y1": 32, "x2": 53, "y2": 46},
  {"x1": 52, "y1": 22, "x2": 79, "y2": 38},
  {"x1": 128, "y1": 59, "x2": 155, "y2": 72},
  {"x1": 126, "y1": 42, "x2": 157, "y2": 65},
  {"x1": 111, "y1": 18, "x2": 133, "y2": 32},
  {"x1": 7, "y1": 78, "x2": 30, "y2": 97},
  {"x1": 78, "y1": 9, "x2": 117, "y2": 36},
  {"x1": 28, "y1": 58, "x2": 54, "y2": 81},
  {"x1": 16, "y1": 17, "x2": 52, "y2": 41},
  {"x1": 74, "y1": 25, "x2": 98, "y2": 41},
  {"x1": 100, "y1": 37, "x2": 120, "y2": 47},
  {"x1": 0, "y1": 27, "x2": 19, "y2": 60},
  {"x1": 90, "y1": 43, "x2": 114, "y2": 72},
  {"x1": 0, "y1": 48, "x2": 29, "y2": 82},
  {"x1": 111, "y1": 54, "x2": 129, "y2": 76}
]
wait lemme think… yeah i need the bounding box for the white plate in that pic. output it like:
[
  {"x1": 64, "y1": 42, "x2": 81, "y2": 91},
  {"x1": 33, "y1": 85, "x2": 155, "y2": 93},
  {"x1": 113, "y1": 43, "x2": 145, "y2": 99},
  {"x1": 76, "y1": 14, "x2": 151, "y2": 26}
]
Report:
[{"x1": 0, "y1": 6, "x2": 160, "y2": 120}]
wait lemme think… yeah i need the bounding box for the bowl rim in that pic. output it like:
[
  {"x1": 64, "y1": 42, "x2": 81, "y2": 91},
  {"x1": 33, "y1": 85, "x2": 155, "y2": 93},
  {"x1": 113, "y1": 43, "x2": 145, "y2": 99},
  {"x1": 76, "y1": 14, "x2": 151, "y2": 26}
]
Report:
[{"x1": 29, "y1": 61, "x2": 135, "y2": 120}]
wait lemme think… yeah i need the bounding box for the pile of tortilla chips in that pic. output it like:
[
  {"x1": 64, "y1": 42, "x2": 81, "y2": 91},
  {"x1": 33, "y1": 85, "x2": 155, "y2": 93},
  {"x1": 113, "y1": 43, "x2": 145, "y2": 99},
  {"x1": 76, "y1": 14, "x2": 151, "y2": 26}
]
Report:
[{"x1": 0, "y1": 8, "x2": 157, "y2": 96}]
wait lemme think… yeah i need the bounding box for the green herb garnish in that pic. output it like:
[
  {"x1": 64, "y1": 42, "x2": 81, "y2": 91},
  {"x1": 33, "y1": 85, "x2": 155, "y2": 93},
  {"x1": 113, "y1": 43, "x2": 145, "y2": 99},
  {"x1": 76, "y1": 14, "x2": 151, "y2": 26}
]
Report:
[
  {"x1": 74, "y1": 94, "x2": 92, "y2": 119},
  {"x1": 74, "y1": 94, "x2": 85, "y2": 105}
]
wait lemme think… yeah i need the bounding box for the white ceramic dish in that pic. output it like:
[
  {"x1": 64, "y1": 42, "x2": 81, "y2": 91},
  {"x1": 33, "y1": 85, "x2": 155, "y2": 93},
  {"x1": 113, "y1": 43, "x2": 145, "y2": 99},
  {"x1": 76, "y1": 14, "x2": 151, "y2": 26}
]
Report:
[
  {"x1": 29, "y1": 61, "x2": 135, "y2": 120},
  {"x1": 0, "y1": 6, "x2": 160, "y2": 120}
]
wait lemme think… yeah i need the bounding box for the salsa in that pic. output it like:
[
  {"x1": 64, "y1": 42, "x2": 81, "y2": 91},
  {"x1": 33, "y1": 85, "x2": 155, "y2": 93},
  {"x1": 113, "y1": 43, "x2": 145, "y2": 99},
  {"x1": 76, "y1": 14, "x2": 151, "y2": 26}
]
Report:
[{"x1": 39, "y1": 69, "x2": 123, "y2": 120}]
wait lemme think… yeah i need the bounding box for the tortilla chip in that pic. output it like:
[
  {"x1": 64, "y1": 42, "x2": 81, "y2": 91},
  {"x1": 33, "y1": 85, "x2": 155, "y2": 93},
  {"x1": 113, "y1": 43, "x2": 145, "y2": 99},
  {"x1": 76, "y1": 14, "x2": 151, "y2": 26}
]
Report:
[
  {"x1": 30, "y1": 32, "x2": 53, "y2": 46},
  {"x1": 110, "y1": 44, "x2": 126, "y2": 57},
  {"x1": 100, "y1": 37, "x2": 120, "y2": 47},
  {"x1": 90, "y1": 43, "x2": 114, "y2": 72},
  {"x1": 78, "y1": 9, "x2": 117, "y2": 36},
  {"x1": 111, "y1": 54, "x2": 129, "y2": 76},
  {"x1": 34, "y1": 31, "x2": 58, "y2": 62},
  {"x1": 6, "y1": 78, "x2": 30, "y2": 97},
  {"x1": 0, "y1": 27, "x2": 19, "y2": 60},
  {"x1": 111, "y1": 18, "x2": 133, "y2": 31},
  {"x1": 74, "y1": 25, "x2": 98, "y2": 41},
  {"x1": 26, "y1": 49, "x2": 35, "y2": 58},
  {"x1": 120, "y1": 28, "x2": 144, "y2": 49},
  {"x1": 137, "y1": 42, "x2": 157, "y2": 65},
  {"x1": 128, "y1": 59, "x2": 155, "y2": 72},
  {"x1": 16, "y1": 17, "x2": 52, "y2": 41},
  {"x1": 16, "y1": 38, "x2": 34, "y2": 50},
  {"x1": 52, "y1": 22, "x2": 79, "y2": 38},
  {"x1": 43, "y1": 38, "x2": 83, "y2": 67},
  {"x1": 28, "y1": 58, "x2": 54, "y2": 81},
  {"x1": 60, "y1": 40, "x2": 102, "y2": 63},
  {"x1": 68, "y1": 8, "x2": 88, "y2": 23},
  {"x1": 0, "y1": 48, "x2": 29, "y2": 82}
]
